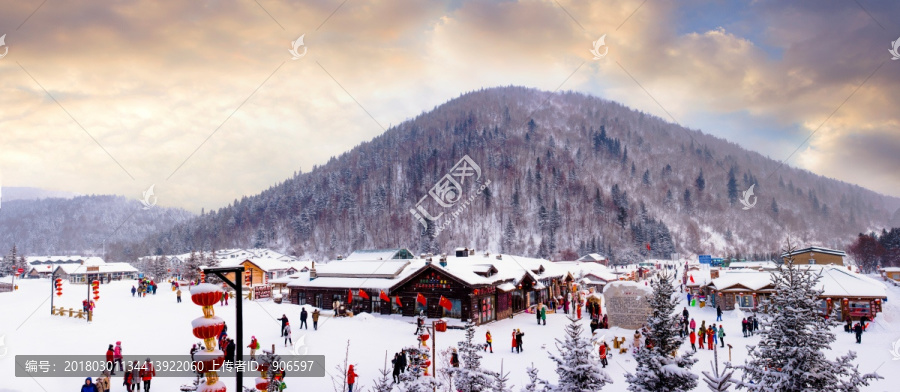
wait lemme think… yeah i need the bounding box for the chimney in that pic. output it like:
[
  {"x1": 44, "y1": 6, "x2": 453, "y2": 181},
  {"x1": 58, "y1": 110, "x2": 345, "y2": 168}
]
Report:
[
  {"x1": 337, "y1": 255, "x2": 343, "y2": 261},
  {"x1": 439, "y1": 253, "x2": 447, "y2": 266},
  {"x1": 309, "y1": 261, "x2": 317, "y2": 280},
  {"x1": 496, "y1": 254, "x2": 502, "y2": 260},
  {"x1": 469, "y1": 248, "x2": 475, "y2": 256}
]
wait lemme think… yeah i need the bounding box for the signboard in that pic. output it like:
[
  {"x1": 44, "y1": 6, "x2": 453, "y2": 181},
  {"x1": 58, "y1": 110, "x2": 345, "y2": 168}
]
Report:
[
  {"x1": 603, "y1": 282, "x2": 653, "y2": 329},
  {"x1": 86, "y1": 266, "x2": 100, "y2": 272},
  {"x1": 254, "y1": 286, "x2": 272, "y2": 300},
  {"x1": 698, "y1": 255, "x2": 711, "y2": 264}
]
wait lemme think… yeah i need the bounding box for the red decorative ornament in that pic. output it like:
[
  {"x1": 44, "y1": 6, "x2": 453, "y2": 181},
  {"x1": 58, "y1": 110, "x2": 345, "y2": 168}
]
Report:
[
  {"x1": 255, "y1": 377, "x2": 268, "y2": 390},
  {"x1": 190, "y1": 284, "x2": 225, "y2": 306},
  {"x1": 196, "y1": 381, "x2": 227, "y2": 392},
  {"x1": 191, "y1": 316, "x2": 226, "y2": 340},
  {"x1": 94, "y1": 295, "x2": 100, "y2": 300},
  {"x1": 56, "y1": 291, "x2": 62, "y2": 296},
  {"x1": 193, "y1": 349, "x2": 225, "y2": 372}
]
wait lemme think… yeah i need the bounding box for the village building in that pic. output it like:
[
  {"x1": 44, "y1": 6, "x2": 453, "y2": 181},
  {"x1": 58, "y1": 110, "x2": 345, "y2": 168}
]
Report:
[
  {"x1": 704, "y1": 265, "x2": 887, "y2": 320},
  {"x1": 880, "y1": 267, "x2": 900, "y2": 283},
  {"x1": 24, "y1": 256, "x2": 105, "y2": 278},
  {"x1": 781, "y1": 246, "x2": 846, "y2": 266},
  {"x1": 576, "y1": 253, "x2": 609, "y2": 266},
  {"x1": 53, "y1": 262, "x2": 139, "y2": 283},
  {"x1": 286, "y1": 249, "x2": 569, "y2": 325}
]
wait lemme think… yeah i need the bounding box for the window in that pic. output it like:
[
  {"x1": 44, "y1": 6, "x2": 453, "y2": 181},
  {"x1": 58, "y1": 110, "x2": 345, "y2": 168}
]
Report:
[
  {"x1": 808, "y1": 258, "x2": 816, "y2": 265},
  {"x1": 443, "y1": 299, "x2": 462, "y2": 318}
]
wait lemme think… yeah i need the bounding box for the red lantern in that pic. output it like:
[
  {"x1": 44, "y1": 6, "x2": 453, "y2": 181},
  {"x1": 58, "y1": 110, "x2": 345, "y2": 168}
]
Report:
[
  {"x1": 94, "y1": 295, "x2": 100, "y2": 300},
  {"x1": 191, "y1": 316, "x2": 226, "y2": 340},
  {"x1": 255, "y1": 377, "x2": 269, "y2": 390},
  {"x1": 193, "y1": 349, "x2": 225, "y2": 372},
  {"x1": 56, "y1": 291, "x2": 62, "y2": 296},
  {"x1": 190, "y1": 284, "x2": 225, "y2": 306}
]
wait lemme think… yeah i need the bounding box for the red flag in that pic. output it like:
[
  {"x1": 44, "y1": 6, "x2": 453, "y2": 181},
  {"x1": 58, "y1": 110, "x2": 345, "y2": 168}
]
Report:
[
  {"x1": 358, "y1": 289, "x2": 370, "y2": 300},
  {"x1": 348, "y1": 289, "x2": 353, "y2": 303},
  {"x1": 395, "y1": 296, "x2": 403, "y2": 307},
  {"x1": 439, "y1": 296, "x2": 453, "y2": 311},
  {"x1": 380, "y1": 290, "x2": 390, "y2": 302},
  {"x1": 646, "y1": 243, "x2": 651, "y2": 251},
  {"x1": 689, "y1": 275, "x2": 695, "y2": 283},
  {"x1": 417, "y1": 293, "x2": 427, "y2": 306}
]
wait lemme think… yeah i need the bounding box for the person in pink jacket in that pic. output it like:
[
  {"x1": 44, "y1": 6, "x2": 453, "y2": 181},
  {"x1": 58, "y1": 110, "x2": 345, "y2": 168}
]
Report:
[{"x1": 113, "y1": 342, "x2": 124, "y2": 373}]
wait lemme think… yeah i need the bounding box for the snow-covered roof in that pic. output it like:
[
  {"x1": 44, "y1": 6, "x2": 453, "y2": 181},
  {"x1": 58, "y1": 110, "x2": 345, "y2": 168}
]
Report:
[
  {"x1": 344, "y1": 248, "x2": 413, "y2": 261},
  {"x1": 497, "y1": 283, "x2": 516, "y2": 292},
  {"x1": 27, "y1": 256, "x2": 105, "y2": 266},
  {"x1": 577, "y1": 253, "x2": 607, "y2": 262},
  {"x1": 552, "y1": 261, "x2": 618, "y2": 282},
  {"x1": 881, "y1": 267, "x2": 900, "y2": 272},
  {"x1": 781, "y1": 246, "x2": 847, "y2": 258},
  {"x1": 315, "y1": 260, "x2": 412, "y2": 278},
  {"x1": 54, "y1": 262, "x2": 138, "y2": 275},
  {"x1": 707, "y1": 266, "x2": 887, "y2": 298},
  {"x1": 214, "y1": 257, "x2": 294, "y2": 272},
  {"x1": 727, "y1": 261, "x2": 777, "y2": 269},
  {"x1": 287, "y1": 259, "x2": 428, "y2": 290},
  {"x1": 269, "y1": 272, "x2": 310, "y2": 284}
]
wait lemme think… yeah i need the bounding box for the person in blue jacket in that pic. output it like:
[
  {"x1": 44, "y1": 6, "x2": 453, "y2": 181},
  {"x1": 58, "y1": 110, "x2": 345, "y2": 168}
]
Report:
[{"x1": 81, "y1": 377, "x2": 98, "y2": 392}]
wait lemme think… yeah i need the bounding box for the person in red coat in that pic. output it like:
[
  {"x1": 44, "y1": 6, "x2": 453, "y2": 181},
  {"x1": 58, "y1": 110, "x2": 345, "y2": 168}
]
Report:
[
  {"x1": 347, "y1": 364, "x2": 359, "y2": 392},
  {"x1": 105, "y1": 344, "x2": 115, "y2": 375},
  {"x1": 689, "y1": 329, "x2": 697, "y2": 351},
  {"x1": 598, "y1": 342, "x2": 609, "y2": 368},
  {"x1": 140, "y1": 357, "x2": 156, "y2": 392},
  {"x1": 706, "y1": 326, "x2": 714, "y2": 350},
  {"x1": 510, "y1": 329, "x2": 517, "y2": 353}
]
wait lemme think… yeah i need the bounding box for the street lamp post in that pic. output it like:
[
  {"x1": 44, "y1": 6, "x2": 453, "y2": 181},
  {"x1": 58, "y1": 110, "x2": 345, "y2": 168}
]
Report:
[{"x1": 205, "y1": 266, "x2": 247, "y2": 392}]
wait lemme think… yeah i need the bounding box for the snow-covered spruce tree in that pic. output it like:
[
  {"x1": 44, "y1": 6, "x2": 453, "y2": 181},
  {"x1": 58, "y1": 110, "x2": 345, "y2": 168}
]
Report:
[
  {"x1": 701, "y1": 342, "x2": 733, "y2": 392},
  {"x1": 493, "y1": 359, "x2": 513, "y2": 392},
  {"x1": 733, "y1": 238, "x2": 882, "y2": 391},
  {"x1": 449, "y1": 321, "x2": 496, "y2": 392},
  {"x1": 367, "y1": 352, "x2": 393, "y2": 392},
  {"x1": 547, "y1": 316, "x2": 613, "y2": 392},
  {"x1": 183, "y1": 250, "x2": 201, "y2": 282},
  {"x1": 625, "y1": 272, "x2": 698, "y2": 392},
  {"x1": 521, "y1": 364, "x2": 550, "y2": 392}
]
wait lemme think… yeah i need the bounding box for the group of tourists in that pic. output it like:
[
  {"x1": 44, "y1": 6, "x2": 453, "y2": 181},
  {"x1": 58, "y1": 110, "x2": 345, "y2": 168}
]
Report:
[{"x1": 131, "y1": 279, "x2": 157, "y2": 297}]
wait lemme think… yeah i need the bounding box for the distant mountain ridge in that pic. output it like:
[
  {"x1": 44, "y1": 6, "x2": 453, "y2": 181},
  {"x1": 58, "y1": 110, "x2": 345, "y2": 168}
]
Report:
[
  {"x1": 0, "y1": 194, "x2": 194, "y2": 255},
  {"x1": 108, "y1": 86, "x2": 899, "y2": 263},
  {"x1": 1, "y1": 186, "x2": 79, "y2": 202}
]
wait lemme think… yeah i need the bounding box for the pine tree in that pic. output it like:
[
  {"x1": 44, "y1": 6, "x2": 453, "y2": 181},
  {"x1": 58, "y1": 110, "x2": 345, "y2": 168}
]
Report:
[
  {"x1": 449, "y1": 321, "x2": 496, "y2": 392},
  {"x1": 625, "y1": 272, "x2": 698, "y2": 392},
  {"x1": 204, "y1": 251, "x2": 221, "y2": 284},
  {"x1": 701, "y1": 344, "x2": 733, "y2": 392},
  {"x1": 503, "y1": 219, "x2": 516, "y2": 253},
  {"x1": 521, "y1": 364, "x2": 549, "y2": 392},
  {"x1": 493, "y1": 359, "x2": 514, "y2": 392},
  {"x1": 183, "y1": 250, "x2": 201, "y2": 282},
  {"x1": 547, "y1": 316, "x2": 613, "y2": 392},
  {"x1": 398, "y1": 344, "x2": 444, "y2": 392},
  {"x1": 727, "y1": 167, "x2": 739, "y2": 205},
  {"x1": 695, "y1": 170, "x2": 705, "y2": 193},
  {"x1": 733, "y1": 239, "x2": 882, "y2": 391},
  {"x1": 368, "y1": 352, "x2": 394, "y2": 392}
]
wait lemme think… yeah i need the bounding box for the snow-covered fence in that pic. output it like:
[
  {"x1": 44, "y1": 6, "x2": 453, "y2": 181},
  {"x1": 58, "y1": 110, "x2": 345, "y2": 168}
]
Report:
[{"x1": 0, "y1": 282, "x2": 12, "y2": 292}]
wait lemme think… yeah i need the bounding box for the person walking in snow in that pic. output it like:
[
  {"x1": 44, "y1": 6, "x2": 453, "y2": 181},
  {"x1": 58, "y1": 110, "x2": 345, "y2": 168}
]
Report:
[
  {"x1": 515, "y1": 329, "x2": 524, "y2": 353},
  {"x1": 114, "y1": 342, "x2": 124, "y2": 372},
  {"x1": 682, "y1": 307, "x2": 689, "y2": 321},
  {"x1": 450, "y1": 348, "x2": 460, "y2": 367},
  {"x1": 123, "y1": 364, "x2": 134, "y2": 391},
  {"x1": 333, "y1": 299, "x2": 341, "y2": 317},
  {"x1": 176, "y1": 288, "x2": 182, "y2": 303},
  {"x1": 130, "y1": 361, "x2": 141, "y2": 391},
  {"x1": 590, "y1": 319, "x2": 599, "y2": 334},
  {"x1": 312, "y1": 309, "x2": 320, "y2": 330},
  {"x1": 225, "y1": 339, "x2": 236, "y2": 364},
  {"x1": 391, "y1": 353, "x2": 402, "y2": 383},
  {"x1": 96, "y1": 372, "x2": 110, "y2": 392},
  {"x1": 718, "y1": 325, "x2": 725, "y2": 348},
  {"x1": 633, "y1": 330, "x2": 642, "y2": 352},
  {"x1": 284, "y1": 322, "x2": 293, "y2": 346},
  {"x1": 278, "y1": 314, "x2": 289, "y2": 337},
  {"x1": 576, "y1": 302, "x2": 583, "y2": 319},
  {"x1": 854, "y1": 322, "x2": 863, "y2": 344},
  {"x1": 716, "y1": 305, "x2": 723, "y2": 321},
  {"x1": 300, "y1": 308, "x2": 308, "y2": 329},
  {"x1": 752, "y1": 315, "x2": 759, "y2": 334},
  {"x1": 689, "y1": 329, "x2": 697, "y2": 351},
  {"x1": 540, "y1": 304, "x2": 547, "y2": 325},
  {"x1": 711, "y1": 324, "x2": 718, "y2": 346},
  {"x1": 140, "y1": 357, "x2": 155, "y2": 392},
  {"x1": 741, "y1": 318, "x2": 749, "y2": 337},
  {"x1": 689, "y1": 318, "x2": 696, "y2": 331},
  {"x1": 511, "y1": 329, "x2": 518, "y2": 353},
  {"x1": 131, "y1": 286, "x2": 136, "y2": 297},
  {"x1": 105, "y1": 344, "x2": 115, "y2": 375},
  {"x1": 599, "y1": 341, "x2": 609, "y2": 368},
  {"x1": 706, "y1": 326, "x2": 714, "y2": 350},
  {"x1": 485, "y1": 330, "x2": 493, "y2": 353},
  {"x1": 81, "y1": 377, "x2": 99, "y2": 392},
  {"x1": 347, "y1": 364, "x2": 359, "y2": 392},
  {"x1": 248, "y1": 336, "x2": 260, "y2": 360},
  {"x1": 698, "y1": 327, "x2": 705, "y2": 349},
  {"x1": 536, "y1": 304, "x2": 542, "y2": 325}
]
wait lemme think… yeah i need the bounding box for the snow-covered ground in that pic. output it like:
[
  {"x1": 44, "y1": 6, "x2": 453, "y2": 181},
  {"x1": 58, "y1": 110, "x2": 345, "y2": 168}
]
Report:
[{"x1": 1, "y1": 277, "x2": 899, "y2": 391}]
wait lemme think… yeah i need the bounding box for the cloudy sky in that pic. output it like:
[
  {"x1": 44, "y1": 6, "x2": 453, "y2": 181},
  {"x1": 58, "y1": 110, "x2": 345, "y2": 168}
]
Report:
[{"x1": 1, "y1": 0, "x2": 898, "y2": 212}]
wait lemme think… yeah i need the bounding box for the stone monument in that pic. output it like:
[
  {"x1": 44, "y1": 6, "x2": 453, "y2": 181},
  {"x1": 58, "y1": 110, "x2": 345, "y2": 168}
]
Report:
[{"x1": 602, "y1": 281, "x2": 652, "y2": 329}]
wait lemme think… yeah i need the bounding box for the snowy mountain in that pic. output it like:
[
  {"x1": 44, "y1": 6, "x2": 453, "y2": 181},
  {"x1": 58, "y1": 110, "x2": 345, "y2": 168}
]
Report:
[
  {"x1": 1, "y1": 186, "x2": 79, "y2": 202},
  {"x1": 0, "y1": 195, "x2": 194, "y2": 255},
  {"x1": 109, "y1": 86, "x2": 900, "y2": 262}
]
